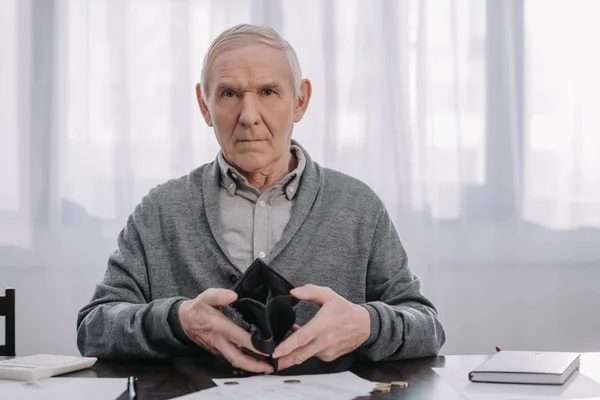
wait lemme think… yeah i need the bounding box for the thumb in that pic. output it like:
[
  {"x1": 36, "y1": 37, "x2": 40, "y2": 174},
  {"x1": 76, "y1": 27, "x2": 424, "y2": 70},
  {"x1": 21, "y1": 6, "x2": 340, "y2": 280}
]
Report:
[
  {"x1": 198, "y1": 288, "x2": 238, "y2": 306},
  {"x1": 290, "y1": 284, "x2": 331, "y2": 305}
]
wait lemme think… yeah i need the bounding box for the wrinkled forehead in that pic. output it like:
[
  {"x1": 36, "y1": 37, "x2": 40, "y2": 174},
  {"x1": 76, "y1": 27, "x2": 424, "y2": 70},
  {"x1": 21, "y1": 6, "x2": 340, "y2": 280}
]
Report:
[{"x1": 208, "y1": 43, "x2": 293, "y2": 92}]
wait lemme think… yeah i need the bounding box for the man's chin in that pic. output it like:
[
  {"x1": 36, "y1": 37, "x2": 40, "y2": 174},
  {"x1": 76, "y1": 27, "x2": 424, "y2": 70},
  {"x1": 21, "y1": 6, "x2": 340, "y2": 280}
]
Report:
[{"x1": 231, "y1": 157, "x2": 270, "y2": 175}]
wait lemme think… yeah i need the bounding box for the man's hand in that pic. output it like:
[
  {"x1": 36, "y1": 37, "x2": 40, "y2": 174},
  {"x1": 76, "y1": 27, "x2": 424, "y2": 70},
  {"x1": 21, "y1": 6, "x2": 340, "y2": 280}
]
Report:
[
  {"x1": 272, "y1": 284, "x2": 371, "y2": 371},
  {"x1": 179, "y1": 288, "x2": 274, "y2": 374}
]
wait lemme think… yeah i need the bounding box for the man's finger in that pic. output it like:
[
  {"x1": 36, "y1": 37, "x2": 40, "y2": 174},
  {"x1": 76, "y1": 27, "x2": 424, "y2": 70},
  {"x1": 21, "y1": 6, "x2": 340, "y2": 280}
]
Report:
[
  {"x1": 276, "y1": 338, "x2": 322, "y2": 371},
  {"x1": 198, "y1": 288, "x2": 238, "y2": 307},
  {"x1": 219, "y1": 318, "x2": 268, "y2": 356},
  {"x1": 289, "y1": 284, "x2": 333, "y2": 305},
  {"x1": 218, "y1": 340, "x2": 274, "y2": 374},
  {"x1": 272, "y1": 318, "x2": 323, "y2": 359},
  {"x1": 291, "y1": 324, "x2": 301, "y2": 332}
]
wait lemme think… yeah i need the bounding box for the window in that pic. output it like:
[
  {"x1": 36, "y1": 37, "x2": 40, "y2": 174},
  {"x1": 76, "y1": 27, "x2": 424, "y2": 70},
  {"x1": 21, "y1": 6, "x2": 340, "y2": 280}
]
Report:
[
  {"x1": 0, "y1": 0, "x2": 20, "y2": 214},
  {"x1": 0, "y1": 0, "x2": 34, "y2": 256}
]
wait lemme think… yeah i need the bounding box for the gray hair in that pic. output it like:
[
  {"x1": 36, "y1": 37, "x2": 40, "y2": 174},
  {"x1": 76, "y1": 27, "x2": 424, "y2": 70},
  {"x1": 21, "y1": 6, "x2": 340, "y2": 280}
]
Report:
[{"x1": 200, "y1": 24, "x2": 303, "y2": 102}]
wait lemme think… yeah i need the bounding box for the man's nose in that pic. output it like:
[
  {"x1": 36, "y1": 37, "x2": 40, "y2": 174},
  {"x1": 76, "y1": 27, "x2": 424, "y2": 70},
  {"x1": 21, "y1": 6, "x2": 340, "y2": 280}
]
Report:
[{"x1": 238, "y1": 94, "x2": 261, "y2": 127}]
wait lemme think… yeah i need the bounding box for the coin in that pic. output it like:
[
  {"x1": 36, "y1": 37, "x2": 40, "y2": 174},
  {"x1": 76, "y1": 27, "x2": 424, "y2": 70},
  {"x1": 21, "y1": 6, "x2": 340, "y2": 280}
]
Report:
[
  {"x1": 391, "y1": 381, "x2": 408, "y2": 388},
  {"x1": 283, "y1": 379, "x2": 301, "y2": 384},
  {"x1": 372, "y1": 385, "x2": 391, "y2": 393},
  {"x1": 224, "y1": 381, "x2": 239, "y2": 385}
]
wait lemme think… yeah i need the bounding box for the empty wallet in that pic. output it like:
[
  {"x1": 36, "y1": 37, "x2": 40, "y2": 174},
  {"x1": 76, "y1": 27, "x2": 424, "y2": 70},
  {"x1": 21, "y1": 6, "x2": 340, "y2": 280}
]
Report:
[{"x1": 230, "y1": 259, "x2": 299, "y2": 371}]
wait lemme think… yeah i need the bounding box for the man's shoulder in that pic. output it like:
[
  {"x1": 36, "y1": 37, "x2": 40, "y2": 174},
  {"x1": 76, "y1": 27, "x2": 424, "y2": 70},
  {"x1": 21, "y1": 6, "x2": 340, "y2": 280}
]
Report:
[
  {"x1": 136, "y1": 163, "x2": 212, "y2": 213},
  {"x1": 321, "y1": 167, "x2": 385, "y2": 212}
]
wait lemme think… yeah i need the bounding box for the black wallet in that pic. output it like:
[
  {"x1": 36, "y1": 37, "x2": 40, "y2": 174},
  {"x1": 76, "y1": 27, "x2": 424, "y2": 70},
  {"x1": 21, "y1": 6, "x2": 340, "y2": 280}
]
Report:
[{"x1": 230, "y1": 259, "x2": 299, "y2": 371}]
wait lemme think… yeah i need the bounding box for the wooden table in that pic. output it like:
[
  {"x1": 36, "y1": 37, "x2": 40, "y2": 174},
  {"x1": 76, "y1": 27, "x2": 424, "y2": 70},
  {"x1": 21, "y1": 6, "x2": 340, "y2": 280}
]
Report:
[{"x1": 8, "y1": 353, "x2": 600, "y2": 399}]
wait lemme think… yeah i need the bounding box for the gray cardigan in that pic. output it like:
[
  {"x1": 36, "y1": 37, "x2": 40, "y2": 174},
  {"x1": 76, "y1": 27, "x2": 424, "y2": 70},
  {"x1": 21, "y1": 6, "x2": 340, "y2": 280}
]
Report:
[{"x1": 77, "y1": 142, "x2": 445, "y2": 361}]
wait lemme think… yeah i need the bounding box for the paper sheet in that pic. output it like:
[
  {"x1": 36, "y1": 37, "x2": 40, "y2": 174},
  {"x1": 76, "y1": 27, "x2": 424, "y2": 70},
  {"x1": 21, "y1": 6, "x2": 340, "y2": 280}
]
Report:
[
  {"x1": 172, "y1": 371, "x2": 378, "y2": 400},
  {"x1": 0, "y1": 377, "x2": 126, "y2": 400},
  {"x1": 213, "y1": 371, "x2": 376, "y2": 391},
  {"x1": 433, "y1": 367, "x2": 600, "y2": 400},
  {"x1": 173, "y1": 380, "x2": 372, "y2": 400}
]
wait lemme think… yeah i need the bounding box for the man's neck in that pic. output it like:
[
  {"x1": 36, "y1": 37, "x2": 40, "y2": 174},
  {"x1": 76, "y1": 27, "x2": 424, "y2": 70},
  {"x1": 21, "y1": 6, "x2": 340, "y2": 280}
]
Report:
[{"x1": 241, "y1": 151, "x2": 297, "y2": 193}]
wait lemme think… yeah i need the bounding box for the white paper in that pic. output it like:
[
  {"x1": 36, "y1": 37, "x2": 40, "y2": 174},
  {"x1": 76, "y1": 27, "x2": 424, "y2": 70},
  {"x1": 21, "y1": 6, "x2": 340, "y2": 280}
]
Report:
[
  {"x1": 172, "y1": 380, "x2": 371, "y2": 400},
  {"x1": 434, "y1": 367, "x2": 600, "y2": 400},
  {"x1": 0, "y1": 377, "x2": 126, "y2": 400},
  {"x1": 213, "y1": 370, "x2": 376, "y2": 392},
  {"x1": 171, "y1": 371, "x2": 379, "y2": 400}
]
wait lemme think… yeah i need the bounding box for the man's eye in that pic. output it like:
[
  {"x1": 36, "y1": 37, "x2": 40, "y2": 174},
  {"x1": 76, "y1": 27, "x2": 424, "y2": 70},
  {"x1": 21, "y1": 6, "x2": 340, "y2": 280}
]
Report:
[
  {"x1": 263, "y1": 89, "x2": 273, "y2": 96},
  {"x1": 224, "y1": 90, "x2": 236, "y2": 98}
]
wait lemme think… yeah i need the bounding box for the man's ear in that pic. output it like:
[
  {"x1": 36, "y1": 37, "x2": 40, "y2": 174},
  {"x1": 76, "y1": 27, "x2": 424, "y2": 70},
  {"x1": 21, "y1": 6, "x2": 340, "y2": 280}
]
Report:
[
  {"x1": 293, "y1": 79, "x2": 312, "y2": 123},
  {"x1": 196, "y1": 83, "x2": 213, "y2": 127}
]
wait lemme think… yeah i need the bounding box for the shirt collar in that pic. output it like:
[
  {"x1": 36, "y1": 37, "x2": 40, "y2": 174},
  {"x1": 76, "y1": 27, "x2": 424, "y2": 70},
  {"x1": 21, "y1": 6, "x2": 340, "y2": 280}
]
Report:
[
  {"x1": 282, "y1": 145, "x2": 305, "y2": 200},
  {"x1": 217, "y1": 145, "x2": 306, "y2": 200},
  {"x1": 217, "y1": 152, "x2": 241, "y2": 196}
]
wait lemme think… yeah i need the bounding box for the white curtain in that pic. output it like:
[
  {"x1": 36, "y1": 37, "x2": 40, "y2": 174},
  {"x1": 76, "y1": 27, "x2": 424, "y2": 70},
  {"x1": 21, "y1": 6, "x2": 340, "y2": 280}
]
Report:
[{"x1": 2, "y1": 0, "x2": 600, "y2": 356}]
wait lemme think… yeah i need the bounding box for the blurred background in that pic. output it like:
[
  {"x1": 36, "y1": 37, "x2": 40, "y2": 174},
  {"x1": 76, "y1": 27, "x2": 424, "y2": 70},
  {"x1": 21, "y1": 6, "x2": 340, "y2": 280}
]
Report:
[{"x1": 1, "y1": 0, "x2": 600, "y2": 357}]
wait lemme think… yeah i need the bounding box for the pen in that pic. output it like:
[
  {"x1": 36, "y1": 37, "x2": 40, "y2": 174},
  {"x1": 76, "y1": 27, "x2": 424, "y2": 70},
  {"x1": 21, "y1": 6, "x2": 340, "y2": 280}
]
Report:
[{"x1": 127, "y1": 376, "x2": 137, "y2": 399}]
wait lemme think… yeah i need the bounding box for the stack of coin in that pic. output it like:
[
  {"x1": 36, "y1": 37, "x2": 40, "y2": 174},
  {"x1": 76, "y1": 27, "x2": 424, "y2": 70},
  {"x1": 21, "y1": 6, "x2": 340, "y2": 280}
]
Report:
[
  {"x1": 371, "y1": 380, "x2": 409, "y2": 394},
  {"x1": 372, "y1": 383, "x2": 391, "y2": 393}
]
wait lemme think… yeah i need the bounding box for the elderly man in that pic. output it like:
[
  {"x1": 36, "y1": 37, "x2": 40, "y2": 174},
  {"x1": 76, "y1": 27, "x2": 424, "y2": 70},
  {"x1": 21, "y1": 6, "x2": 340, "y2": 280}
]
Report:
[{"x1": 77, "y1": 24, "x2": 445, "y2": 374}]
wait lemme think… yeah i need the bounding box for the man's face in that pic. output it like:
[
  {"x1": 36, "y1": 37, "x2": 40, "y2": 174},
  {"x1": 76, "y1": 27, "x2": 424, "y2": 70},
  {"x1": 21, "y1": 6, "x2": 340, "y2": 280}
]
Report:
[{"x1": 197, "y1": 43, "x2": 310, "y2": 174}]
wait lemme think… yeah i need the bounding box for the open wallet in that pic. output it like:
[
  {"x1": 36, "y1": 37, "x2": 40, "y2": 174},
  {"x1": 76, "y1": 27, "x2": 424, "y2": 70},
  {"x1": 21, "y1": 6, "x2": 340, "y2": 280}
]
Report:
[{"x1": 230, "y1": 259, "x2": 299, "y2": 372}]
